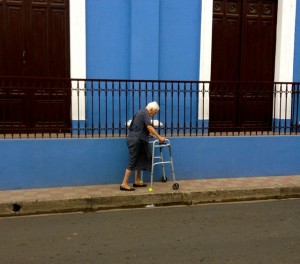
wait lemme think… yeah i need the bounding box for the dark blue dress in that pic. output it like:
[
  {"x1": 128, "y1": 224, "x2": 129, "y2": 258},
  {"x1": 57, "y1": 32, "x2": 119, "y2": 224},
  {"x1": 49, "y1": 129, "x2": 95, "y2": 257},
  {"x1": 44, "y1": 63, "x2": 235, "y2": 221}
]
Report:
[{"x1": 126, "y1": 109, "x2": 152, "y2": 171}]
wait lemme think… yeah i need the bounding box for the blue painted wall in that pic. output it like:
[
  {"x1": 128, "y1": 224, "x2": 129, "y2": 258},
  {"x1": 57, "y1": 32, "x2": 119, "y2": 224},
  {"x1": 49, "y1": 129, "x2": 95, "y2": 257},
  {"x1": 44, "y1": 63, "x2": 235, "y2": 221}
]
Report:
[
  {"x1": 1, "y1": 136, "x2": 299, "y2": 190},
  {"x1": 294, "y1": 0, "x2": 300, "y2": 82},
  {"x1": 86, "y1": 0, "x2": 200, "y2": 80},
  {"x1": 1, "y1": 1, "x2": 300, "y2": 191}
]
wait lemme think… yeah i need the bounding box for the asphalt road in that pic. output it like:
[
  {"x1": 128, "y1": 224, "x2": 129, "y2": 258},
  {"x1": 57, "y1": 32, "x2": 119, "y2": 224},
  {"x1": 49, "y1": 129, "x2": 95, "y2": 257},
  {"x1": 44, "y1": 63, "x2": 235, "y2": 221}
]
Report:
[{"x1": 1, "y1": 199, "x2": 300, "y2": 264}]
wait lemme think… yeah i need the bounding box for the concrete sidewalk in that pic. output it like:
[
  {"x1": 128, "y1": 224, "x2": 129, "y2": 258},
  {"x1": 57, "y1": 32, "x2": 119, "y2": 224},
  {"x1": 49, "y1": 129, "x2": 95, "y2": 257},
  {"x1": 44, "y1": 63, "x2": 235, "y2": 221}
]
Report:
[{"x1": 1, "y1": 175, "x2": 300, "y2": 217}]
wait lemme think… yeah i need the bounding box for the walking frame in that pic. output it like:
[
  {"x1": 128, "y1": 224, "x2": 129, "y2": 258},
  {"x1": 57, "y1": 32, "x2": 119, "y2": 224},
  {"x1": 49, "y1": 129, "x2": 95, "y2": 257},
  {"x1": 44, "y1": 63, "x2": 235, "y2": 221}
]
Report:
[{"x1": 142, "y1": 139, "x2": 179, "y2": 191}]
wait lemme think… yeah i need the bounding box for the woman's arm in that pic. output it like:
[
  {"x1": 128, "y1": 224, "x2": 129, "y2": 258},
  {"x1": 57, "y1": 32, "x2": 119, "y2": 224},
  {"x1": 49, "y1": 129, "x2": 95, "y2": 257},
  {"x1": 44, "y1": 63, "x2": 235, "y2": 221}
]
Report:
[{"x1": 147, "y1": 125, "x2": 165, "y2": 142}]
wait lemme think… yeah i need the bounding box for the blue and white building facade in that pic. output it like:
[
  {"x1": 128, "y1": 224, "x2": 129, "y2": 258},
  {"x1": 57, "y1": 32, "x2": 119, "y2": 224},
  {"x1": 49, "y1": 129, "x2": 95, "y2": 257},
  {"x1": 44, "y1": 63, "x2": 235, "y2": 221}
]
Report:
[{"x1": 1, "y1": 0, "x2": 300, "y2": 190}]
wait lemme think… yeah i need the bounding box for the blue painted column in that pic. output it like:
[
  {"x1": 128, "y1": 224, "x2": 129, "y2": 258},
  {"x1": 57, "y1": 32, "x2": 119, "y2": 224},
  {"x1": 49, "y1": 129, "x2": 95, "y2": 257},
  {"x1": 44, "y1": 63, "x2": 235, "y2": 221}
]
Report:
[
  {"x1": 86, "y1": 0, "x2": 131, "y2": 79},
  {"x1": 130, "y1": 0, "x2": 160, "y2": 79},
  {"x1": 159, "y1": 0, "x2": 201, "y2": 80}
]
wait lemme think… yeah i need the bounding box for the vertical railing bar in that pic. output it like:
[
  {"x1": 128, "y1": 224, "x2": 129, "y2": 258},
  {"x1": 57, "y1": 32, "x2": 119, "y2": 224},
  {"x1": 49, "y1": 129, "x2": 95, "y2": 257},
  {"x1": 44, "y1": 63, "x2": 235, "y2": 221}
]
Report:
[
  {"x1": 23, "y1": 78, "x2": 26, "y2": 138},
  {"x1": 292, "y1": 83, "x2": 296, "y2": 135},
  {"x1": 296, "y1": 84, "x2": 299, "y2": 135},
  {"x1": 290, "y1": 84, "x2": 295, "y2": 134},
  {"x1": 7, "y1": 78, "x2": 10, "y2": 138},
  {"x1": 284, "y1": 83, "x2": 287, "y2": 134},
  {"x1": 158, "y1": 81, "x2": 161, "y2": 135},
  {"x1": 125, "y1": 81, "x2": 128, "y2": 137},
  {"x1": 226, "y1": 82, "x2": 229, "y2": 136},
  {"x1": 51, "y1": 79, "x2": 55, "y2": 137},
  {"x1": 152, "y1": 81, "x2": 155, "y2": 103},
  {"x1": 190, "y1": 82, "x2": 192, "y2": 136},
  {"x1": 76, "y1": 80, "x2": 80, "y2": 137},
  {"x1": 288, "y1": 83, "x2": 292, "y2": 135},
  {"x1": 164, "y1": 81, "x2": 167, "y2": 137},
  {"x1": 177, "y1": 82, "x2": 180, "y2": 136},
  {"x1": 296, "y1": 83, "x2": 300, "y2": 135},
  {"x1": 84, "y1": 80, "x2": 88, "y2": 138},
  {"x1": 139, "y1": 81, "x2": 141, "y2": 117},
  {"x1": 279, "y1": 83, "x2": 283, "y2": 135},
  {"x1": 97, "y1": 80, "x2": 101, "y2": 137},
  {"x1": 66, "y1": 78, "x2": 70, "y2": 138},
  {"x1": 112, "y1": 81, "x2": 115, "y2": 137},
  {"x1": 91, "y1": 81, "x2": 94, "y2": 137},
  {"x1": 42, "y1": 79, "x2": 46, "y2": 138},
  {"x1": 2, "y1": 79, "x2": 5, "y2": 138},
  {"x1": 274, "y1": 83, "x2": 278, "y2": 134},
  {"x1": 272, "y1": 83, "x2": 276, "y2": 135},
  {"x1": 202, "y1": 82, "x2": 206, "y2": 136},
  {"x1": 171, "y1": 82, "x2": 174, "y2": 137},
  {"x1": 132, "y1": 81, "x2": 135, "y2": 122},
  {"x1": 105, "y1": 81, "x2": 108, "y2": 137},
  {"x1": 40, "y1": 78, "x2": 43, "y2": 138},
  {"x1": 76, "y1": 80, "x2": 80, "y2": 138},
  {"x1": 183, "y1": 82, "x2": 186, "y2": 136},
  {"x1": 118, "y1": 81, "x2": 121, "y2": 137},
  {"x1": 56, "y1": 80, "x2": 60, "y2": 138},
  {"x1": 293, "y1": 83, "x2": 297, "y2": 135},
  {"x1": 203, "y1": 81, "x2": 206, "y2": 136},
  {"x1": 4, "y1": 82, "x2": 6, "y2": 136},
  {"x1": 55, "y1": 80, "x2": 58, "y2": 138},
  {"x1": 50, "y1": 79, "x2": 53, "y2": 137},
  {"x1": 196, "y1": 82, "x2": 200, "y2": 136},
  {"x1": 9, "y1": 79, "x2": 12, "y2": 138},
  {"x1": 145, "y1": 81, "x2": 149, "y2": 108}
]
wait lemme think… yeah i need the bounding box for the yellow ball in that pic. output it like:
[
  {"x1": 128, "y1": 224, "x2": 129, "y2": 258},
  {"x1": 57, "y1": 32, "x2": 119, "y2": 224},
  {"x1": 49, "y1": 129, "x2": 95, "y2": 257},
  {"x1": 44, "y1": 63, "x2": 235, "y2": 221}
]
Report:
[{"x1": 148, "y1": 187, "x2": 153, "y2": 192}]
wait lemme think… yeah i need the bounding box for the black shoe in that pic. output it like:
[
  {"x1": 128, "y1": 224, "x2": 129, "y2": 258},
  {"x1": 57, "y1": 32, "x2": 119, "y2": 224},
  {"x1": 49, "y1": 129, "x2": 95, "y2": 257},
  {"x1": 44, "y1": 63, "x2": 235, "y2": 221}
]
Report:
[
  {"x1": 133, "y1": 183, "x2": 148, "y2": 187},
  {"x1": 120, "y1": 186, "x2": 135, "y2": 191}
]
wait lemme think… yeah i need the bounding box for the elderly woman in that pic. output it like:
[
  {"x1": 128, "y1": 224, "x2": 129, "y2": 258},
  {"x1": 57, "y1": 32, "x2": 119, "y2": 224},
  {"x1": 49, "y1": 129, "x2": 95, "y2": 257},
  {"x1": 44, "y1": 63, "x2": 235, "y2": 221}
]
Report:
[{"x1": 120, "y1": 101, "x2": 165, "y2": 191}]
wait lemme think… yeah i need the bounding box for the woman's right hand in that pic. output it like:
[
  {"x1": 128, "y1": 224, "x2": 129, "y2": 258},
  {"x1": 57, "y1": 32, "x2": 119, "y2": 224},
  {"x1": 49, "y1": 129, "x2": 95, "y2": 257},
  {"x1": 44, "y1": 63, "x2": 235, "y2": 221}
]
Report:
[{"x1": 158, "y1": 135, "x2": 165, "y2": 143}]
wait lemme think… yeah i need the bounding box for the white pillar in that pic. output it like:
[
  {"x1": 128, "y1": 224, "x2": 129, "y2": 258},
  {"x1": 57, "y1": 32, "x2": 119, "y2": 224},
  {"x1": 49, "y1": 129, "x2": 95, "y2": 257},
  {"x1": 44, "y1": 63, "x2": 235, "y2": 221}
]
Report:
[
  {"x1": 199, "y1": 0, "x2": 213, "y2": 120},
  {"x1": 70, "y1": 0, "x2": 86, "y2": 120},
  {"x1": 274, "y1": 0, "x2": 297, "y2": 120}
]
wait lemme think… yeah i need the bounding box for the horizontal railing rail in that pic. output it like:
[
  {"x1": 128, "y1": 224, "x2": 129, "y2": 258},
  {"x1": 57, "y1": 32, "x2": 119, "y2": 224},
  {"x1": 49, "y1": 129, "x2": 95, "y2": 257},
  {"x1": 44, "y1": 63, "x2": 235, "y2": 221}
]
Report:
[{"x1": 0, "y1": 76, "x2": 299, "y2": 138}]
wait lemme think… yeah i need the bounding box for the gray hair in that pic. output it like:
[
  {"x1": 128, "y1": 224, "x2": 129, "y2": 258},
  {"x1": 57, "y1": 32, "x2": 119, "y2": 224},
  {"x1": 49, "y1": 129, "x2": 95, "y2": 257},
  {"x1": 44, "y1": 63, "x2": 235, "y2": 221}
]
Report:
[{"x1": 146, "y1": 101, "x2": 160, "y2": 111}]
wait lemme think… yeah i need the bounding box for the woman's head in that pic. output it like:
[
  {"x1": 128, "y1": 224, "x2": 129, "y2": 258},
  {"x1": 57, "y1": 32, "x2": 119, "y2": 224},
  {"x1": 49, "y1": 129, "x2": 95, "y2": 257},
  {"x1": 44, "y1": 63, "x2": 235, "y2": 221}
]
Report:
[{"x1": 146, "y1": 101, "x2": 160, "y2": 117}]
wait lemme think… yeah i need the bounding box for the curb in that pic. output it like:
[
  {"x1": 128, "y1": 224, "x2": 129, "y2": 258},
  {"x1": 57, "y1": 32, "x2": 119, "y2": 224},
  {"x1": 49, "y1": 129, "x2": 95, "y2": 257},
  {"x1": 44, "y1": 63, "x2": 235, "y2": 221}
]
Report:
[{"x1": 1, "y1": 186, "x2": 300, "y2": 217}]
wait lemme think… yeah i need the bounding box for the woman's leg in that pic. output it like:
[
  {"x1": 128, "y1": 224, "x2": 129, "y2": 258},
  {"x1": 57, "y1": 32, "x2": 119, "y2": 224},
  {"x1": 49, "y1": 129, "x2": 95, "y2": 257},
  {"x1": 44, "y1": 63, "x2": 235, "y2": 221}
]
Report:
[
  {"x1": 134, "y1": 170, "x2": 141, "y2": 184},
  {"x1": 134, "y1": 170, "x2": 147, "y2": 187},
  {"x1": 121, "y1": 169, "x2": 132, "y2": 189}
]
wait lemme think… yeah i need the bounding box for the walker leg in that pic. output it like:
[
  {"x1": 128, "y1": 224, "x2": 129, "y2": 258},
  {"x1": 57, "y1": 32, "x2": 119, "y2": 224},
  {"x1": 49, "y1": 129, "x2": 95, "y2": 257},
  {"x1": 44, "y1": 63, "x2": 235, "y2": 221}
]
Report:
[
  {"x1": 150, "y1": 142, "x2": 155, "y2": 189},
  {"x1": 160, "y1": 147, "x2": 167, "y2": 182},
  {"x1": 168, "y1": 145, "x2": 176, "y2": 182}
]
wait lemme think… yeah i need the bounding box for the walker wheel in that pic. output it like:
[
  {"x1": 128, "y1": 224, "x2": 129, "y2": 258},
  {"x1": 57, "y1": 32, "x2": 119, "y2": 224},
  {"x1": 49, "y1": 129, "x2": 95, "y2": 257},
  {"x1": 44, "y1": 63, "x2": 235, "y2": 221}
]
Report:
[
  {"x1": 161, "y1": 176, "x2": 168, "y2": 183},
  {"x1": 172, "y1": 183, "x2": 179, "y2": 190}
]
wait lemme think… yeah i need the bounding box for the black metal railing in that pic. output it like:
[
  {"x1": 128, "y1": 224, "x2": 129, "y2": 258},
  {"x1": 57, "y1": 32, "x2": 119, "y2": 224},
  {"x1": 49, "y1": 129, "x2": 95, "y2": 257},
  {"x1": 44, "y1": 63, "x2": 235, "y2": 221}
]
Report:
[{"x1": 0, "y1": 77, "x2": 299, "y2": 138}]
